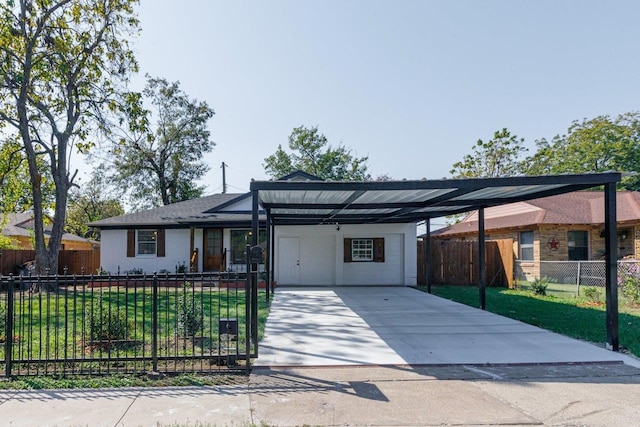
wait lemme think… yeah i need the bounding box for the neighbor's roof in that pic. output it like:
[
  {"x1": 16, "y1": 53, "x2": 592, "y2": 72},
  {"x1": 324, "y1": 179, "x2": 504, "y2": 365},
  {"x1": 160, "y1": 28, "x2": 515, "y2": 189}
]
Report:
[
  {"x1": 88, "y1": 193, "x2": 261, "y2": 228},
  {"x1": 2, "y1": 212, "x2": 93, "y2": 242},
  {"x1": 251, "y1": 172, "x2": 623, "y2": 226},
  {"x1": 431, "y1": 190, "x2": 640, "y2": 237}
]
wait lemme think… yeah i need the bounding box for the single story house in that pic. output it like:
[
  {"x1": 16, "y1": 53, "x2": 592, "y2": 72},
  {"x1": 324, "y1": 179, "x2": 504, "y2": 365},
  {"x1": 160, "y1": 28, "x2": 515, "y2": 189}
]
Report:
[
  {"x1": 429, "y1": 190, "x2": 640, "y2": 279},
  {"x1": 91, "y1": 171, "x2": 627, "y2": 351},
  {"x1": 3, "y1": 211, "x2": 96, "y2": 250},
  {"x1": 89, "y1": 171, "x2": 418, "y2": 286}
]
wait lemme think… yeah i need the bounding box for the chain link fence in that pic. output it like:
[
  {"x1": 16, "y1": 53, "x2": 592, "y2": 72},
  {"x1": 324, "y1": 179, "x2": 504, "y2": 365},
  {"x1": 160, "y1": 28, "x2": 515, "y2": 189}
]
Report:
[{"x1": 515, "y1": 260, "x2": 640, "y2": 297}]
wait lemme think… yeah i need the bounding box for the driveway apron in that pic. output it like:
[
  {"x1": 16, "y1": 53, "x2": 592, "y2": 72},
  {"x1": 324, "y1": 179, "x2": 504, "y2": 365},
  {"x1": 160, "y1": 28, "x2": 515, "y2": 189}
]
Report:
[{"x1": 254, "y1": 286, "x2": 640, "y2": 367}]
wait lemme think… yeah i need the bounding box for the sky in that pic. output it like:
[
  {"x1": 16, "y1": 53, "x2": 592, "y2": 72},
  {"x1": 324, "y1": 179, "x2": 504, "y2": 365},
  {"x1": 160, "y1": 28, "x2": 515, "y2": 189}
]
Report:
[{"x1": 81, "y1": 0, "x2": 640, "y2": 211}]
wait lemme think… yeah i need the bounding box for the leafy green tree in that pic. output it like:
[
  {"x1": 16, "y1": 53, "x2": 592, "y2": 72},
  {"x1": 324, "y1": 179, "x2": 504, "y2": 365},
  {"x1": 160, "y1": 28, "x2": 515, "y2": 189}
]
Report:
[
  {"x1": 105, "y1": 75, "x2": 215, "y2": 210},
  {"x1": 0, "y1": 137, "x2": 54, "y2": 249},
  {"x1": 525, "y1": 112, "x2": 640, "y2": 189},
  {"x1": 0, "y1": 138, "x2": 32, "y2": 213},
  {"x1": 450, "y1": 128, "x2": 528, "y2": 178},
  {"x1": 263, "y1": 125, "x2": 370, "y2": 181},
  {"x1": 66, "y1": 173, "x2": 124, "y2": 241},
  {"x1": 0, "y1": 0, "x2": 139, "y2": 273},
  {"x1": 0, "y1": 137, "x2": 55, "y2": 213}
]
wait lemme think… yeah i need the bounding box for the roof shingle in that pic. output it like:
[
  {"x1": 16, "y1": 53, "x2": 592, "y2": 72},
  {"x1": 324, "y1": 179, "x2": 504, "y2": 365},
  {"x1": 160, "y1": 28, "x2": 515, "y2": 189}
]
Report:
[{"x1": 432, "y1": 191, "x2": 640, "y2": 236}]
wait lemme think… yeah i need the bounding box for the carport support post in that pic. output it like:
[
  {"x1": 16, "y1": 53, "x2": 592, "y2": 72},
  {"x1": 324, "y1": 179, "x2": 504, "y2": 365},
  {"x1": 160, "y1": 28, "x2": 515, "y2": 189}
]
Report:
[
  {"x1": 251, "y1": 189, "x2": 259, "y2": 354},
  {"x1": 604, "y1": 182, "x2": 619, "y2": 351},
  {"x1": 265, "y1": 211, "x2": 271, "y2": 303},
  {"x1": 269, "y1": 214, "x2": 275, "y2": 296},
  {"x1": 478, "y1": 208, "x2": 486, "y2": 310},
  {"x1": 425, "y1": 219, "x2": 432, "y2": 293}
]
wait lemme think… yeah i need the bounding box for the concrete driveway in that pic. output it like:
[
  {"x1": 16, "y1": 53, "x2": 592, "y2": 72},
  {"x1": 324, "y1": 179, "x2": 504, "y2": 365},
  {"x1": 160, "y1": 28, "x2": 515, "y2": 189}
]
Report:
[{"x1": 254, "y1": 286, "x2": 640, "y2": 368}]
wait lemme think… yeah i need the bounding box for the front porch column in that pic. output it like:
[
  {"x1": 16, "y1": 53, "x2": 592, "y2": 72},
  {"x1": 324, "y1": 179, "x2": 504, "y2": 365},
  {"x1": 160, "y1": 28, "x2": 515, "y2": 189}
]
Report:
[{"x1": 189, "y1": 227, "x2": 198, "y2": 272}]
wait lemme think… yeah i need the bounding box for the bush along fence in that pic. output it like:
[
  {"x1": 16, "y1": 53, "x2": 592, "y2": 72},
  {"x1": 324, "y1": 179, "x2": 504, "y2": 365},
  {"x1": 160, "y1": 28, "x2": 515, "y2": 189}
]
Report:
[
  {"x1": 515, "y1": 260, "x2": 640, "y2": 304},
  {"x1": 0, "y1": 271, "x2": 262, "y2": 377}
]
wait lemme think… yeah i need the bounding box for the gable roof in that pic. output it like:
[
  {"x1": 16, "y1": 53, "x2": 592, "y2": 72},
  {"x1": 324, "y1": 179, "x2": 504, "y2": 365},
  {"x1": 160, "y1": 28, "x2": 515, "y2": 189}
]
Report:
[
  {"x1": 276, "y1": 170, "x2": 324, "y2": 181},
  {"x1": 88, "y1": 193, "x2": 255, "y2": 228},
  {"x1": 2, "y1": 212, "x2": 92, "y2": 242},
  {"x1": 431, "y1": 190, "x2": 640, "y2": 237}
]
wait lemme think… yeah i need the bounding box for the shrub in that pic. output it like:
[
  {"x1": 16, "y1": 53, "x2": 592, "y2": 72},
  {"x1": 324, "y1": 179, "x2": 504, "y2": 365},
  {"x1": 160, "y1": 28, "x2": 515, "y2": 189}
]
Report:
[
  {"x1": 623, "y1": 276, "x2": 640, "y2": 306},
  {"x1": 618, "y1": 261, "x2": 640, "y2": 305},
  {"x1": 583, "y1": 286, "x2": 602, "y2": 302},
  {"x1": 177, "y1": 282, "x2": 203, "y2": 337},
  {"x1": 530, "y1": 277, "x2": 548, "y2": 296},
  {"x1": 84, "y1": 293, "x2": 132, "y2": 342},
  {"x1": 175, "y1": 262, "x2": 188, "y2": 274}
]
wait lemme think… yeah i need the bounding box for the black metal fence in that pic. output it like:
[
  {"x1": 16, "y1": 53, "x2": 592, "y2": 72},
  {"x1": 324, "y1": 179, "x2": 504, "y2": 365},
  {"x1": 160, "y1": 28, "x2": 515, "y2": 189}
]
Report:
[{"x1": 1, "y1": 271, "x2": 261, "y2": 377}]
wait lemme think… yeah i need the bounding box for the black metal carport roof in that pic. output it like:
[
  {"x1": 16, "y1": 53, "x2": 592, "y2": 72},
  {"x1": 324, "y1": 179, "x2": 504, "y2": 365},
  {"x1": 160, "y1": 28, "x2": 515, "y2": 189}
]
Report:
[
  {"x1": 250, "y1": 172, "x2": 622, "y2": 225},
  {"x1": 249, "y1": 171, "x2": 623, "y2": 354}
]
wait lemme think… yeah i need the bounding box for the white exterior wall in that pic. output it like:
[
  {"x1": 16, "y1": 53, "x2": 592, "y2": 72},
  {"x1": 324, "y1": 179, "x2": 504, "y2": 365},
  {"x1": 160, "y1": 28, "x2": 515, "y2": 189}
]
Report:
[
  {"x1": 100, "y1": 229, "x2": 193, "y2": 274},
  {"x1": 273, "y1": 223, "x2": 417, "y2": 286}
]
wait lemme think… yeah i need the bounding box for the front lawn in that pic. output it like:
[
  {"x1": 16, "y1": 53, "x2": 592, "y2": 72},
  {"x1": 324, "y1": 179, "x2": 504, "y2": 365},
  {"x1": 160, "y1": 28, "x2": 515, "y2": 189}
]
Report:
[{"x1": 416, "y1": 285, "x2": 640, "y2": 359}]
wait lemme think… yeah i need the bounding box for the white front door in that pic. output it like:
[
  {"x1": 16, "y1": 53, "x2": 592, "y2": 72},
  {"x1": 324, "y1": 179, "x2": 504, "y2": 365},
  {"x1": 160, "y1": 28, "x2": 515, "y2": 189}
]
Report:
[{"x1": 278, "y1": 237, "x2": 300, "y2": 285}]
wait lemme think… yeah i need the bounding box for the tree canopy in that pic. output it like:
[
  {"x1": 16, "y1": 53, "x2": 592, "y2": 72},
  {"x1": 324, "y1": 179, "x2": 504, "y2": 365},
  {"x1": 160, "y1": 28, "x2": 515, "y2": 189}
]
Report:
[
  {"x1": 0, "y1": 137, "x2": 53, "y2": 214},
  {"x1": 524, "y1": 112, "x2": 640, "y2": 190},
  {"x1": 103, "y1": 74, "x2": 215, "y2": 210},
  {"x1": 450, "y1": 128, "x2": 528, "y2": 179},
  {"x1": 0, "y1": 0, "x2": 139, "y2": 272},
  {"x1": 66, "y1": 172, "x2": 124, "y2": 241},
  {"x1": 263, "y1": 125, "x2": 370, "y2": 181}
]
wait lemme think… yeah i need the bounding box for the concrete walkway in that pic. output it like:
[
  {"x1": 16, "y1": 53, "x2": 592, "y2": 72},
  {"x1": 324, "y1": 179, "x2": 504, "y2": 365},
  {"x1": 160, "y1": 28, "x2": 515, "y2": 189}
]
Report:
[{"x1": 254, "y1": 286, "x2": 640, "y2": 368}]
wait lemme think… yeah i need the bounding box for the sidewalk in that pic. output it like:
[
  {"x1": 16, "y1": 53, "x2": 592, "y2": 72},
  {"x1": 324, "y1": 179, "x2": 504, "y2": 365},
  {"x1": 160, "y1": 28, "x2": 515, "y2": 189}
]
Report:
[{"x1": 1, "y1": 363, "x2": 640, "y2": 426}]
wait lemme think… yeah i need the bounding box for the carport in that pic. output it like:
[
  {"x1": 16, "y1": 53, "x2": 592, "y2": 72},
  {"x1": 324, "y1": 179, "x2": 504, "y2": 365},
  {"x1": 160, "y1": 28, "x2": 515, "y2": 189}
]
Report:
[{"x1": 250, "y1": 172, "x2": 623, "y2": 352}]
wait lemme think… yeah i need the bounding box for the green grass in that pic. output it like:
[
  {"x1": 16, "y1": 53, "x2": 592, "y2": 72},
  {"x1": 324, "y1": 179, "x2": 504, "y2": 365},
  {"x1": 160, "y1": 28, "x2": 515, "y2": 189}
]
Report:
[
  {"x1": 0, "y1": 372, "x2": 247, "y2": 390},
  {"x1": 416, "y1": 285, "x2": 640, "y2": 358},
  {"x1": 0, "y1": 287, "x2": 271, "y2": 382},
  {"x1": 1, "y1": 287, "x2": 269, "y2": 354}
]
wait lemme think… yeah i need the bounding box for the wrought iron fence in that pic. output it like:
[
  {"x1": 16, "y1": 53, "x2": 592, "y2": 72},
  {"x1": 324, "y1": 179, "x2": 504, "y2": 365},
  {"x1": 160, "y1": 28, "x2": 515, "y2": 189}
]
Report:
[
  {"x1": 514, "y1": 260, "x2": 640, "y2": 296},
  {"x1": 1, "y1": 271, "x2": 261, "y2": 377}
]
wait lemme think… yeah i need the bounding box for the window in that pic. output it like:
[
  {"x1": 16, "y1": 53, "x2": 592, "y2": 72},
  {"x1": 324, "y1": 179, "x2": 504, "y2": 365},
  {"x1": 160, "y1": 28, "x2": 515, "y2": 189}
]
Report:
[
  {"x1": 519, "y1": 231, "x2": 534, "y2": 261},
  {"x1": 343, "y1": 238, "x2": 385, "y2": 263},
  {"x1": 127, "y1": 229, "x2": 165, "y2": 257},
  {"x1": 230, "y1": 229, "x2": 266, "y2": 264},
  {"x1": 137, "y1": 230, "x2": 157, "y2": 255},
  {"x1": 568, "y1": 230, "x2": 588, "y2": 260},
  {"x1": 352, "y1": 238, "x2": 374, "y2": 261}
]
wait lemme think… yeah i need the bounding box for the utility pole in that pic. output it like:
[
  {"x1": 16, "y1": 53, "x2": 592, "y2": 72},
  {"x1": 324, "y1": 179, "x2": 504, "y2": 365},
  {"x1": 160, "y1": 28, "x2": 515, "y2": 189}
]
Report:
[{"x1": 221, "y1": 162, "x2": 227, "y2": 194}]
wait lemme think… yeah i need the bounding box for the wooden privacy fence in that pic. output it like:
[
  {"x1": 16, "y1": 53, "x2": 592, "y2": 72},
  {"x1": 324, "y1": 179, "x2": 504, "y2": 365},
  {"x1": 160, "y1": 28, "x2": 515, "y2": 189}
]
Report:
[
  {"x1": 0, "y1": 249, "x2": 100, "y2": 275},
  {"x1": 418, "y1": 239, "x2": 514, "y2": 287}
]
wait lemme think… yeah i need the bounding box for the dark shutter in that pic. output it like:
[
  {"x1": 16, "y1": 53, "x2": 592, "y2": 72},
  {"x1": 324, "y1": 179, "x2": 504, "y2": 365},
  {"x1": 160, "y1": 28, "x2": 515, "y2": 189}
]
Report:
[
  {"x1": 127, "y1": 229, "x2": 135, "y2": 257},
  {"x1": 373, "y1": 238, "x2": 385, "y2": 262},
  {"x1": 157, "y1": 229, "x2": 166, "y2": 257},
  {"x1": 343, "y1": 238, "x2": 352, "y2": 263}
]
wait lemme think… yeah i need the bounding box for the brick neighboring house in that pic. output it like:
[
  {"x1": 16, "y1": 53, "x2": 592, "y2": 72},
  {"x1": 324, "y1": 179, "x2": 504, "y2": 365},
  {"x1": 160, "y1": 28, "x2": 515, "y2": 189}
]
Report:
[{"x1": 430, "y1": 191, "x2": 640, "y2": 280}]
